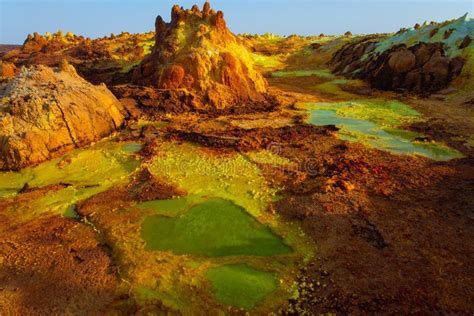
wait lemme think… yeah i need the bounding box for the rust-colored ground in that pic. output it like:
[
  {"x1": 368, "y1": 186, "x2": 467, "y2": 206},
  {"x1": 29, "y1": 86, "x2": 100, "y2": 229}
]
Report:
[{"x1": 0, "y1": 189, "x2": 126, "y2": 314}]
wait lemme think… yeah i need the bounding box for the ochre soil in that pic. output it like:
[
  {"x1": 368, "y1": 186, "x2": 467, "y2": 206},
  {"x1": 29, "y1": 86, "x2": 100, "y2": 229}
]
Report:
[{"x1": 0, "y1": 189, "x2": 127, "y2": 314}]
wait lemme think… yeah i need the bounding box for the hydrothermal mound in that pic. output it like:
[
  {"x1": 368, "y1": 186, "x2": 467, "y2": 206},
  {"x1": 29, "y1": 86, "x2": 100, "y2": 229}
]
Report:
[{"x1": 132, "y1": 2, "x2": 269, "y2": 110}]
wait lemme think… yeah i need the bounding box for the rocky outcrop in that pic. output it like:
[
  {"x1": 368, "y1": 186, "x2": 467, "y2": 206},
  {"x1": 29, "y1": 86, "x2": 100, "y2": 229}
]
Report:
[
  {"x1": 112, "y1": 84, "x2": 276, "y2": 116},
  {"x1": 132, "y1": 2, "x2": 269, "y2": 110},
  {"x1": 332, "y1": 41, "x2": 465, "y2": 93},
  {"x1": 2, "y1": 31, "x2": 155, "y2": 86},
  {"x1": 0, "y1": 62, "x2": 126, "y2": 170},
  {"x1": 331, "y1": 14, "x2": 473, "y2": 94},
  {"x1": 331, "y1": 37, "x2": 379, "y2": 75}
]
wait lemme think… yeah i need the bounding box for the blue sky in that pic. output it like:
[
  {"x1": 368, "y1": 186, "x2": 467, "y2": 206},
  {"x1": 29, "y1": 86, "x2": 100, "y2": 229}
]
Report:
[{"x1": 1, "y1": 0, "x2": 472, "y2": 44}]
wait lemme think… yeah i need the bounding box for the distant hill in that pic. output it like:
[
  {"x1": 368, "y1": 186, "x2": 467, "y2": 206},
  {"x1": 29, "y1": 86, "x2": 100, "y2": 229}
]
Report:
[{"x1": 0, "y1": 44, "x2": 21, "y2": 56}]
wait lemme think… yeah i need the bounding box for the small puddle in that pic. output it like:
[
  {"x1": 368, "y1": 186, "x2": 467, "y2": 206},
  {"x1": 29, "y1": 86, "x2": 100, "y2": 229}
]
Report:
[
  {"x1": 63, "y1": 204, "x2": 80, "y2": 219},
  {"x1": 121, "y1": 142, "x2": 143, "y2": 153},
  {"x1": 205, "y1": 264, "x2": 278, "y2": 310},
  {"x1": 141, "y1": 198, "x2": 292, "y2": 257},
  {"x1": 302, "y1": 102, "x2": 462, "y2": 160}
]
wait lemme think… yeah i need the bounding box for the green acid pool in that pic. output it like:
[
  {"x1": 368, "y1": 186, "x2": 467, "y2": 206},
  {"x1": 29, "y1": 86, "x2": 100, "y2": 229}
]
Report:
[
  {"x1": 0, "y1": 140, "x2": 141, "y2": 219},
  {"x1": 302, "y1": 101, "x2": 462, "y2": 160},
  {"x1": 205, "y1": 264, "x2": 278, "y2": 310},
  {"x1": 272, "y1": 69, "x2": 335, "y2": 79},
  {"x1": 141, "y1": 198, "x2": 292, "y2": 257}
]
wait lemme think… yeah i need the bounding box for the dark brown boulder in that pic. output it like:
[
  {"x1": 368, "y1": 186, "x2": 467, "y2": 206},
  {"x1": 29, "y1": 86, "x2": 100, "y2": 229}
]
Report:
[
  {"x1": 450, "y1": 57, "x2": 465, "y2": 77},
  {"x1": 459, "y1": 36, "x2": 472, "y2": 49},
  {"x1": 443, "y1": 29, "x2": 454, "y2": 40},
  {"x1": 388, "y1": 49, "x2": 416, "y2": 73},
  {"x1": 429, "y1": 28, "x2": 439, "y2": 37},
  {"x1": 331, "y1": 40, "x2": 465, "y2": 94},
  {"x1": 413, "y1": 43, "x2": 432, "y2": 66},
  {"x1": 422, "y1": 51, "x2": 450, "y2": 89},
  {"x1": 403, "y1": 69, "x2": 423, "y2": 91}
]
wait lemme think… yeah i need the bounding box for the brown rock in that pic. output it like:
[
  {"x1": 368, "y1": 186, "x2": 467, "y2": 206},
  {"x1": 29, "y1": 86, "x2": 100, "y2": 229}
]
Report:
[
  {"x1": 404, "y1": 69, "x2": 422, "y2": 91},
  {"x1": 160, "y1": 64, "x2": 186, "y2": 89},
  {"x1": 155, "y1": 15, "x2": 167, "y2": 41},
  {"x1": 0, "y1": 63, "x2": 126, "y2": 170},
  {"x1": 413, "y1": 43, "x2": 432, "y2": 66},
  {"x1": 112, "y1": 84, "x2": 198, "y2": 113},
  {"x1": 332, "y1": 39, "x2": 462, "y2": 94},
  {"x1": 213, "y1": 10, "x2": 226, "y2": 29},
  {"x1": 119, "y1": 98, "x2": 141, "y2": 119},
  {"x1": 443, "y1": 29, "x2": 454, "y2": 40},
  {"x1": 459, "y1": 35, "x2": 472, "y2": 49},
  {"x1": 203, "y1": 1, "x2": 211, "y2": 15},
  {"x1": 422, "y1": 51, "x2": 450, "y2": 89},
  {"x1": 191, "y1": 4, "x2": 201, "y2": 15},
  {"x1": 449, "y1": 57, "x2": 465, "y2": 77},
  {"x1": 171, "y1": 5, "x2": 185, "y2": 25},
  {"x1": 388, "y1": 49, "x2": 416, "y2": 73}
]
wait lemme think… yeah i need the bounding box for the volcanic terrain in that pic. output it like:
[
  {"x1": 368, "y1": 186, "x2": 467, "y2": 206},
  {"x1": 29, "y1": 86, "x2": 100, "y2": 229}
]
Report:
[{"x1": 0, "y1": 2, "x2": 473, "y2": 314}]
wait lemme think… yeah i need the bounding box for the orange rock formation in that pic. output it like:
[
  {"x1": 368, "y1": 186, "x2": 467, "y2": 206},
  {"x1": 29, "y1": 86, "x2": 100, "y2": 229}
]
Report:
[
  {"x1": 132, "y1": 2, "x2": 269, "y2": 110},
  {"x1": 0, "y1": 61, "x2": 126, "y2": 170}
]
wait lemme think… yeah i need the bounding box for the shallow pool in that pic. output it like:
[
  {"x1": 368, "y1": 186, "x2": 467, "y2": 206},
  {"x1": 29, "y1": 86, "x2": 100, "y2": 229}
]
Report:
[
  {"x1": 303, "y1": 102, "x2": 462, "y2": 160},
  {"x1": 141, "y1": 197, "x2": 293, "y2": 257},
  {"x1": 205, "y1": 264, "x2": 278, "y2": 309}
]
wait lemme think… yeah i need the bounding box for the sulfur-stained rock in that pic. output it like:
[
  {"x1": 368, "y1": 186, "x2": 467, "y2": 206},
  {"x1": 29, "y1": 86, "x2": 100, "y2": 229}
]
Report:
[
  {"x1": 0, "y1": 62, "x2": 126, "y2": 170},
  {"x1": 132, "y1": 2, "x2": 269, "y2": 110}
]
